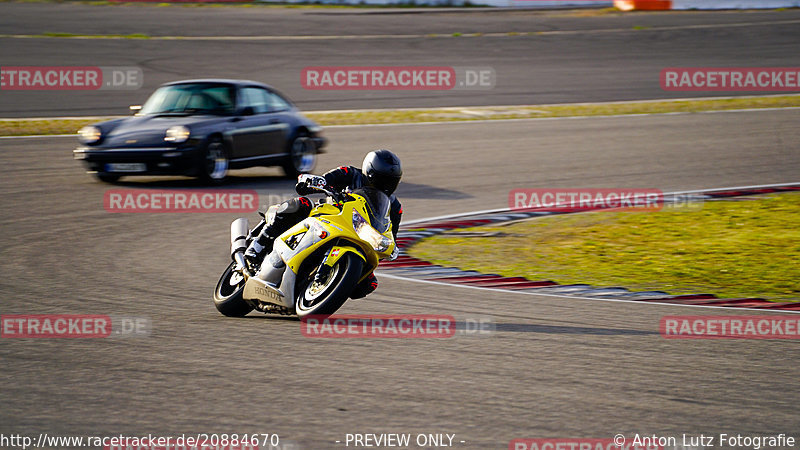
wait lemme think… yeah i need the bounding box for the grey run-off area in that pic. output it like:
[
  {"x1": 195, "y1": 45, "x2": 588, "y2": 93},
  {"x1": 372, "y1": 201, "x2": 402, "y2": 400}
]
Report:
[{"x1": 0, "y1": 4, "x2": 799, "y2": 116}]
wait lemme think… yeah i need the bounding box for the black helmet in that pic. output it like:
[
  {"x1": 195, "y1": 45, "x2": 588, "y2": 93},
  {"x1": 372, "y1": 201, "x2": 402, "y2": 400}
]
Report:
[{"x1": 362, "y1": 149, "x2": 402, "y2": 195}]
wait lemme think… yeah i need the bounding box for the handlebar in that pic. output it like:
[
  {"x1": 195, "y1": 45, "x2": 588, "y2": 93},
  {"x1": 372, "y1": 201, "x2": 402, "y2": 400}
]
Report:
[
  {"x1": 319, "y1": 186, "x2": 346, "y2": 203},
  {"x1": 297, "y1": 174, "x2": 348, "y2": 204}
]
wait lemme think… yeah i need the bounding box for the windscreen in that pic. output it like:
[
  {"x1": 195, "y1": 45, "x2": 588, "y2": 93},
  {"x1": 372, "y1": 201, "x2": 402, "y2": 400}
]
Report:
[
  {"x1": 140, "y1": 83, "x2": 236, "y2": 115},
  {"x1": 353, "y1": 186, "x2": 391, "y2": 233}
]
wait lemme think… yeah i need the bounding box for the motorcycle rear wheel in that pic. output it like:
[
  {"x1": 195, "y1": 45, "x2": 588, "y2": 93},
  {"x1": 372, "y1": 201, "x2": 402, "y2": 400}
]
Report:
[{"x1": 295, "y1": 253, "x2": 363, "y2": 317}]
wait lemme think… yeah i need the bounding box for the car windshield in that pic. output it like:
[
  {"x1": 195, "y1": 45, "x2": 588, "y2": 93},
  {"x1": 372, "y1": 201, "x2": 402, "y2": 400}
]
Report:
[
  {"x1": 352, "y1": 186, "x2": 392, "y2": 234},
  {"x1": 140, "y1": 83, "x2": 236, "y2": 115}
]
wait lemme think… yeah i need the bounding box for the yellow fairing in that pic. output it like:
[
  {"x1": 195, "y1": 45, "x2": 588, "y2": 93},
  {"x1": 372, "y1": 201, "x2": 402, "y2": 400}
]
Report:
[{"x1": 277, "y1": 193, "x2": 396, "y2": 282}]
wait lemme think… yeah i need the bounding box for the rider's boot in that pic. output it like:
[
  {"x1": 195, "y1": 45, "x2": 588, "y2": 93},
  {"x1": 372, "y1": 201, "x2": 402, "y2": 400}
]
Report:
[{"x1": 244, "y1": 225, "x2": 277, "y2": 270}]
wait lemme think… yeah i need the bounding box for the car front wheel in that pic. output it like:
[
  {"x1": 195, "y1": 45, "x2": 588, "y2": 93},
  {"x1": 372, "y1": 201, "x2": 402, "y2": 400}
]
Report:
[
  {"x1": 198, "y1": 137, "x2": 229, "y2": 184},
  {"x1": 281, "y1": 132, "x2": 317, "y2": 178},
  {"x1": 94, "y1": 173, "x2": 121, "y2": 184}
]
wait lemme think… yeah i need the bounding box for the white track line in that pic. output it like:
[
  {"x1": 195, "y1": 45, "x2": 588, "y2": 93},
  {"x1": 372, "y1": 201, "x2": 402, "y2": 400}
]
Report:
[
  {"x1": 3, "y1": 106, "x2": 799, "y2": 139},
  {"x1": 2, "y1": 18, "x2": 799, "y2": 41},
  {"x1": 308, "y1": 93, "x2": 800, "y2": 114},
  {"x1": 3, "y1": 93, "x2": 799, "y2": 122},
  {"x1": 0, "y1": 134, "x2": 75, "y2": 139}
]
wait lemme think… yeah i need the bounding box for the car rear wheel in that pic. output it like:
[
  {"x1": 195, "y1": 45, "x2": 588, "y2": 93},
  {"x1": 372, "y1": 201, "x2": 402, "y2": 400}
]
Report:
[
  {"x1": 198, "y1": 137, "x2": 229, "y2": 184},
  {"x1": 281, "y1": 132, "x2": 317, "y2": 178}
]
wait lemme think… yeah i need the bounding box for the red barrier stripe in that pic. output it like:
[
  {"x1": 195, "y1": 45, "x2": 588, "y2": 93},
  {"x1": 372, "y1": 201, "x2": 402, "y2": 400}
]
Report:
[
  {"x1": 694, "y1": 299, "x2": 774, "y2": 308},
  {"x1": 380, "y1": 260, "x2": 432, "y2": 268},
  {"x1": 751, "y1": 303, "x2": 800, "y2": 311},
  {"x1": 461, "y1": 277, "x2": 529, "y2": 284},
  {"x1": 426, "y1": 275, "x2": 504, "y2": 283},
  {"x1": 481, "y1": 280, "x2": 559, "y2": 289}
]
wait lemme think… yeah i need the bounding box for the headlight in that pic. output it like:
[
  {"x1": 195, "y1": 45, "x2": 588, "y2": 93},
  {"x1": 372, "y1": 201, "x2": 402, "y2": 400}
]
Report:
[
  {"x1": 352, "y1": 209, "x2": 392, "y2": 253},
  {"x1": 164, "y1": 125, "x2": 190, "y2": 143},
  {"x1": 78, "y1": 126, "x2": 101, "y2": 144}
]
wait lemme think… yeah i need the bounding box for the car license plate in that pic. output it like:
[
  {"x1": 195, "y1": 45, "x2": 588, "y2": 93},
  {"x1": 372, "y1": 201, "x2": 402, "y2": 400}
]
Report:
[{"x1": 105, "y1": 163, "x2": 146, "y2": 173}]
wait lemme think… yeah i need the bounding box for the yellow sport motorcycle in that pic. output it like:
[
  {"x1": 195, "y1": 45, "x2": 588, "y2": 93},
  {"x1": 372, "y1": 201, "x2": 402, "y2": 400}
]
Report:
[{"x1": 213, "y1": 175, "x2": 398, "y2": 317}]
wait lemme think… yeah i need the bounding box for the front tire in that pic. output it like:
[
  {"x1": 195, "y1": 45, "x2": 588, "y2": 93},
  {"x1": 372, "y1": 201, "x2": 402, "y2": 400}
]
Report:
[
  {"x1": 213, "y1": 261, "x2": 254, "y2": 317},
  {"x1": 281, "y1": 132, "x2": 317, "y2": 178},
  {"x1": 198, "y1": 136, "x2": 229, "y2": 184},
  {"x1": 295, "y1": 253, "x2": 363, "y2": 317}
]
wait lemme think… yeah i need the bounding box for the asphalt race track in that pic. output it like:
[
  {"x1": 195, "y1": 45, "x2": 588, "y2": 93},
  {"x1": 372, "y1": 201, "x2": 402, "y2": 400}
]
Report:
[
  {"x1": 1, "y1": 5, "x2": 800, "y2": 116},
  {"x1": 2, "y1": 3, "x2": 800, "y2": 449},
  {"x1": 1, "y1": 108, "x2": 799, "y2": 449}
]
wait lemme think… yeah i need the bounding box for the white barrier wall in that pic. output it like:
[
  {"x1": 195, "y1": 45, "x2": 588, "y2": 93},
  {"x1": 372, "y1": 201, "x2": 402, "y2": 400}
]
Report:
[
  {"x1": 260, "y1": 0, "x2": 613, "y2": 6},
  {"x1": 264, "y1": 0, "x2": 795, "y2": 7},
  {"x1": 502, "y1": 0, "x2": 612, "y2": 5},
  {"x1": 673, "y1": 0, "x2": 800, "y2": 7},
  {"x1": 616, "y1": 0, "x2": 800, "y2": 9}
]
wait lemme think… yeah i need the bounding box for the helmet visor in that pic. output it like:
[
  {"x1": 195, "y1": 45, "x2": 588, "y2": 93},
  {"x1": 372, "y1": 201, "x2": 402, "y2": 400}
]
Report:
[{"x1": 369, "y1": 174, "x2": 401, "y2": 196}]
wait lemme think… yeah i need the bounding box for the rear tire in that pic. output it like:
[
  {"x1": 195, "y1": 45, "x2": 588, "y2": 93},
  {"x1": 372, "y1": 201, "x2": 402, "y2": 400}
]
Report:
[
  {"x1": 213, "y1": 262, "x2": 254, "y2": 317},
  {"x1": 295, "y1": 253, "x2": 363, "y2": 317}
]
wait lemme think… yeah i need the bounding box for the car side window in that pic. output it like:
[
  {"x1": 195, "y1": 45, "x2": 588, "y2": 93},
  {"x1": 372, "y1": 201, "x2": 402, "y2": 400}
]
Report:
[
  {"x1": 238, "y1": 87, "x2": 270, "y2": 114},
  {"x1": 265, "y1": 91, "x2": 292, "y2": 112}
]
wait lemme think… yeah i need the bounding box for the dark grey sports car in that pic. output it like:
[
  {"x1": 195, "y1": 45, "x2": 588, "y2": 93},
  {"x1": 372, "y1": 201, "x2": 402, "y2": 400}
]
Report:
[{"x1": 73, "y1": 79, "x2": 326, "y2": 183}]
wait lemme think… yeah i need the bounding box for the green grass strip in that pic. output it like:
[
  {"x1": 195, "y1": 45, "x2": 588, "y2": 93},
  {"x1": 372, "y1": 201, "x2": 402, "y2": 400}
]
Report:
[{"x1": 409, "y1": 192, "x2": 800, "y2": 302}]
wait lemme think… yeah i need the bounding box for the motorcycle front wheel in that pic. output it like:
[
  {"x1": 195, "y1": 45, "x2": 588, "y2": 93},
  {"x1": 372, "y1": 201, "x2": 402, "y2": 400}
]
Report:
[
  {"x1": 295, "y1": 253, "x2": 363, "y2": 317},
  {"x1": 213, "y1": 261, "x2": 254, "y2": 317}
]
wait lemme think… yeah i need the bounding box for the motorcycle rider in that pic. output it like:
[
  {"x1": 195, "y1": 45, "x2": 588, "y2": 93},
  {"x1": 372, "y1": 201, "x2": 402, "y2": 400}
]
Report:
[{"x1": 244, "y1": 149, "x2": 403, "y2": 299}]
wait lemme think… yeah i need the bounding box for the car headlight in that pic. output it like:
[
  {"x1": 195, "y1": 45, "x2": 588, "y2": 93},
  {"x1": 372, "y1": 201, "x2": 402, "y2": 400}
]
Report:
[
  {"x1": 164, "y1": 125, "x2": 190, "y2": 143},
  {"x1": 352, "y1": 209, "x2": 392, "y2": 253},
  {"x1": 78, "y1": 126, "x2": 102, "y2": 144}
]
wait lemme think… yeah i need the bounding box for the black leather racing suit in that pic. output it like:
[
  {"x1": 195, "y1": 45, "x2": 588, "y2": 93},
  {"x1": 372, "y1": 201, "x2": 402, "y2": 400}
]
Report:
[{"x1": 252, "y1": 165, "x2": 402, "y2": 299}]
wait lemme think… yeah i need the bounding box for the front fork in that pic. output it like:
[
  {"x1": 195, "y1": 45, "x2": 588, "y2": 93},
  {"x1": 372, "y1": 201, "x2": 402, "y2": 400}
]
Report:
[{"x1": 313, "y1": 243, "x2": 336, "y2": 284}]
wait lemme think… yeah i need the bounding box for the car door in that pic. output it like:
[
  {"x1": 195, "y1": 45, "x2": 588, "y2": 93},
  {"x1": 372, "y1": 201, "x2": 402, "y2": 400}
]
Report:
[
  {"x1": 261, "y1": 89, "x2": 294, "y2": 156},
  {"x1": 229, "y1": 86, "x2": 287, "y2": 160},
  {"x1": 262, "y1": 89, "x2": 296, "y2": 153}
]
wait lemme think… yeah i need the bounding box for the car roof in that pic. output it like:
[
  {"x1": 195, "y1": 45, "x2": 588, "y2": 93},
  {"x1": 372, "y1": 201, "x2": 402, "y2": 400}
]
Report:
[{"x1": 162, "y1": 79, "x2": 275, "y2": 90}]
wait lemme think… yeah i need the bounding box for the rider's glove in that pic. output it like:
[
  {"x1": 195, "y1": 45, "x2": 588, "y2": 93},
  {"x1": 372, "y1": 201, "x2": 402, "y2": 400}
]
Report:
[
  {"x1": 295, "y1": 174, "x2": 327, "y2": 195},
  {"x1": 295, "y1": 181, "x2": 315, "y2": 195}
]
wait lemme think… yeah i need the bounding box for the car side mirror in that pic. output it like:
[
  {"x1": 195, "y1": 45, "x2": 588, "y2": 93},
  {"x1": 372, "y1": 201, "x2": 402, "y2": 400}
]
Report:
[
  {"x1": 240, "y1": 106, "x2": 255, "y2": 116},
  {"x1": 129, "y1": 105, "x2": 142, "y2": 115}
]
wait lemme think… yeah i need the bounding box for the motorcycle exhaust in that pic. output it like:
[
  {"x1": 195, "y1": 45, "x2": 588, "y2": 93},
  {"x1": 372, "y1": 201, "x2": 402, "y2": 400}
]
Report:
[{"x1": 230, "y1": 218, "x2": 250, "y2": 262}]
